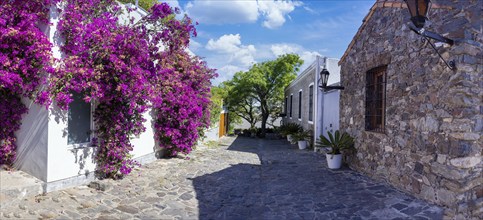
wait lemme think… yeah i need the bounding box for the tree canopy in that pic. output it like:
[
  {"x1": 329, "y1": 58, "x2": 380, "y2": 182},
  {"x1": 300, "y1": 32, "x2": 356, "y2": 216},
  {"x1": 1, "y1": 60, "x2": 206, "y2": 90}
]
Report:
[
  {"x1": 224, "y1": 73, "x2": 260, "y2": 129},
  {"x1": 226, "y1": 54, "x2": 303, "y2": 136}
]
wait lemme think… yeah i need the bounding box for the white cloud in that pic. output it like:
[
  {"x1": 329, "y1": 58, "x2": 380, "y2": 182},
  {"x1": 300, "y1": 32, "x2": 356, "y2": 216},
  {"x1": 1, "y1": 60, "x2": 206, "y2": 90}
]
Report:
[
  {"x1": 185, "y1": 1, "x2": 259, "y2": 25},
  {"x1": 206, "y1": 34, "x2": 256, "y2": 67},
  {"x1": 184, "y1": 0, "x2": 302, "y2": 29},
  {"x1": 207, "y1": 40, "x2": 324, "y2": 84},
  {"x1": 303, "y1": 6, "x2": 317, "y2": 15},
  {"x1": 270, "y1": 43, "x2": 321, "y2": 72},
  {"x1": 164, "y1": 0, "x2": 180, "y2": 10},
  {"x1": 214, "y1": 65, "x2": 244, "y2": 85},
  {"x1": 271, "y1": 43, "x2": 320, "y2": 62},
  {"x1": 258, "y1": 1, "x2": 302, "y2": 29},
  {"x1": 206, "y1": 34, "x2": 243, "y2": 53},
  {"x1": 189, "y1": 39, "x2": 202, "y2": 52},
  {"x1": 204, "y1": 34, "x2": 258, "y2": 85}
]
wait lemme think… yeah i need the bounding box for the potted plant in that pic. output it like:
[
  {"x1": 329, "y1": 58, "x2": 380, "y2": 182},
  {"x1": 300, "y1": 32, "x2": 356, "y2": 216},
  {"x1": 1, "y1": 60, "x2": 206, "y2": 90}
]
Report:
[
  {"x1": 279, "y1": 123, "x2": 303, "y2": 143},
  {"x1": 292, "y1": 130, "x2": 311, "y2": 150},
  {"x1": 316, "y1": 130, "x2": 354, "y2": 169}
]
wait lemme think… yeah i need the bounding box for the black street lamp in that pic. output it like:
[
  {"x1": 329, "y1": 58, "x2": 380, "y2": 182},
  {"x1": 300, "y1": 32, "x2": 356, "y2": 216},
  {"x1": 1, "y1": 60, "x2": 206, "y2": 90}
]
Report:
[
  {"x1": 406, "y1": 0, "x2": 430, "y2": 29},
  {"x1": 319, "y1": 68, "x2": 344, "y2": 91},
  {"x1": 404, "y1": 0, "x2": 456, "y2": 70}
]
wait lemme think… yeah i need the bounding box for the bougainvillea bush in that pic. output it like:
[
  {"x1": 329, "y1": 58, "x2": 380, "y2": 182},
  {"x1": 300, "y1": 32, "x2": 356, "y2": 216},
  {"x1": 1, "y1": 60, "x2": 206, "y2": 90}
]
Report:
[
  {"x1": 51, "y1": 1, "x2": 215, "y2": 177},
  {"x1": 0, "y1": 0, "x2": 215, "y2": 178},
  {"x1": 0, "y1": 0, "x2": 55, "y2": 165},
  {"x1": 154, "y1": 51, "x2": 215, "y2": 156}
]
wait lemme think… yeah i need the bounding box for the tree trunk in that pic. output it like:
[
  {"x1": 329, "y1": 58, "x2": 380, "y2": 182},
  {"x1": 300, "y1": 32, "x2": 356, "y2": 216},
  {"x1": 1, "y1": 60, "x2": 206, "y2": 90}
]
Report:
[
  {"x1": 250, "y1": 120, "x2": 256, "y2": 129},
  {"x1": 260, "y1": 100, "x2": 269, "y2": 138},
  {"x1": 261, "y1": 113, "x2": 269, "y2": 138}
]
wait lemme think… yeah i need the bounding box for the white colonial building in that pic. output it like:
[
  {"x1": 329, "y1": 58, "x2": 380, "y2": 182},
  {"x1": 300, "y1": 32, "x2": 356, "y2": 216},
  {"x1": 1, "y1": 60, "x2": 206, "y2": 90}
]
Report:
[{"x1": 283, "y1": 56, "x2": 342, "y2": 147}]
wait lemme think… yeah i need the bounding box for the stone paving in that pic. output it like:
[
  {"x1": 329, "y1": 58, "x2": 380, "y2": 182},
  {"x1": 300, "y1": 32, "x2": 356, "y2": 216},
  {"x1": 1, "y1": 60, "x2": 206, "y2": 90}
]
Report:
[{"x1": 0, "y1": 136, "x2": 443, "y2": 219}]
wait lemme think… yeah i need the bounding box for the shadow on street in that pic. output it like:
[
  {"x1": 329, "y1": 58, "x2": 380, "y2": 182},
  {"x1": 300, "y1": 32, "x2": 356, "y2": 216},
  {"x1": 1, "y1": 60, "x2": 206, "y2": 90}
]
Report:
[{"x1": 192, "y1": 136, "x2": 443, "y2": 220}]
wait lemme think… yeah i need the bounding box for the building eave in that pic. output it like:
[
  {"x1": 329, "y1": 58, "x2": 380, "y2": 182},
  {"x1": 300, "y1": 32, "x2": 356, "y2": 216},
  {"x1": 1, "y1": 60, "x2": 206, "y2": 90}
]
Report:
[{"x1": 338, "y1": 0, "x2": 452, "y2": 66}]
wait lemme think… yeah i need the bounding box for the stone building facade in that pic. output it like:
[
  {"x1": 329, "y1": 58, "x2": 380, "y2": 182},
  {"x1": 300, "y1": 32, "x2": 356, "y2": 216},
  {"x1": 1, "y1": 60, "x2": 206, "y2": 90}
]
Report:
[{"x1": 338, "y1": 0, "x2": 481, "y2": 218}]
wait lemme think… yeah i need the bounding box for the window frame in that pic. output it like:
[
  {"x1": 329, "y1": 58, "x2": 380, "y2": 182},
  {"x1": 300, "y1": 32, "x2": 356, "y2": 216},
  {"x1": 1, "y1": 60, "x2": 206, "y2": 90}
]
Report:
[
  {"x1": 67, "y1": 93, "x2": 95, "y2": 149},
  {"x1": 365, "y1": 66, "x2": 387, "y2": 133},
  {"x1": 298, "y1": 89, "x2": 302, "y2": 121},
  {"x1": 289, "y1": 94, "x2": 293, "y2": 118},
  {"x1": 284, "y1": 96, "x2": 288, "y2": 117},
  {"x1": 308, "y1": 83, "x2": 314, "y2": 123}
]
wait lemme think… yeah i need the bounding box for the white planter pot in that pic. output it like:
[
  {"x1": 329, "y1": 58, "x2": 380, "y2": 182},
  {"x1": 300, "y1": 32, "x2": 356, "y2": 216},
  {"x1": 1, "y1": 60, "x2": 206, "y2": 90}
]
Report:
[
  {"x1": 298, "y1": 141, "x2": 307, "y2": 150},
  {"x1": 326, "y1": 153, "x2": 342, "y2": 169},
  {"x1": 287, "y1": 134, "x2": 293, "y2": 142}
]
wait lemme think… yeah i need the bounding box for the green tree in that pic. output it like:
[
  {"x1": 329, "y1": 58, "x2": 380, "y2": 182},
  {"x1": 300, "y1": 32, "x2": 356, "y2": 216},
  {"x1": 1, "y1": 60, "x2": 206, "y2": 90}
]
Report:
[
  {"x1": 246, "y1": 54, "x2": 303, "y2": 137},
  {"x1": 225, "y1": 73, "x2": 260, "y2": 129},
  {"x1": 118, "y1": 0, "x2": 156, "y2": 11},
  {"x1": 210, "y1": 83, "x2": 241, "y2": 132},
  {"x1": 209, "y1": 85, "x2": 225, "y2": 126}
]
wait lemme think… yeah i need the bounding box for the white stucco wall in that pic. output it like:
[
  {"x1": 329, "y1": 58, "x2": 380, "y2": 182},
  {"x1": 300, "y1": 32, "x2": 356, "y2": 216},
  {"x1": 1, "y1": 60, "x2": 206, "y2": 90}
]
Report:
[
  {"x1": 46, "y1": 104, "x2": 95, "y2": 182},
  {"x1": 14, "y1": 99, "x2": 49, "y2": 182},
  {"x1": 46, "y1": 105, "x2": 156, "y2": 182},
  {"x1": 326, "y1": 58, "x2": 341, "y2": 86},
  {"x1": 322, "y1": 90, "x2": 340, "y2": 138},
  {"x1": 202, "y1": 126, "x2": 219, "y2": 142},
  {"x1": 130, "y1": 111, "x2": 156, "y2": 158}
]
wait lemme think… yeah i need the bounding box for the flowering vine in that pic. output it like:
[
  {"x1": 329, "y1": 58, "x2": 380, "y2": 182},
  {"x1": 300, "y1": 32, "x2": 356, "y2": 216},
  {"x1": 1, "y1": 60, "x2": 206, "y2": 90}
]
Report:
[
  {"x1": 51, "y1": 1, "x2": 215, "y2": 177},
  {"x1": 154, "y1": 51, "x2": 216, "y2": 156},
  {"x1": 0, "y1": 0, "x2": 55, "y2": 165},
  {"x1": 0, "y1": 0, "x2": 215, "y2": 176}
]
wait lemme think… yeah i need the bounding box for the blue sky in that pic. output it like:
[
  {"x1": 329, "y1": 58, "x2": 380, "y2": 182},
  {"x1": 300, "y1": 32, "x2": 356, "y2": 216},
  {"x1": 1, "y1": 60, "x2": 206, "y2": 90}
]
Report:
[{"x1": 164, "y1": 0, "x2": 374, "y2": 85}]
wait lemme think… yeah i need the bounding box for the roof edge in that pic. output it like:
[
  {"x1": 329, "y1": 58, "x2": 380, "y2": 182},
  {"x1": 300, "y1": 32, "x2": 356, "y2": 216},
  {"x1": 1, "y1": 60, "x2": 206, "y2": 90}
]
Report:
[{"x1": 338, "y1": 0, "x2": 453, "y2": 65}]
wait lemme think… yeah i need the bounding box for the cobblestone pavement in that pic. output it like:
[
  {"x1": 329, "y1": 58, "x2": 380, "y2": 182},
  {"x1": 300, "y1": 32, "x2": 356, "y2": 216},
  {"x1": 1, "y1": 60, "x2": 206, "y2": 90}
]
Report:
[{"x1": 1, "y1": 136, "x2": 443, "y2": 219}]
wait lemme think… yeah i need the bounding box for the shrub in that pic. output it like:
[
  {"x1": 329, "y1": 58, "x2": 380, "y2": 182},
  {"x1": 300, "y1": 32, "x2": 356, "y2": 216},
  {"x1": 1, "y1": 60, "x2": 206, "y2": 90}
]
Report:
[
  {"x1": 316, "y1": 130, "x2": 355, "y2": 155},
  {"x1": 279, "y1": 122, "x2": 303, "y2": 136}
]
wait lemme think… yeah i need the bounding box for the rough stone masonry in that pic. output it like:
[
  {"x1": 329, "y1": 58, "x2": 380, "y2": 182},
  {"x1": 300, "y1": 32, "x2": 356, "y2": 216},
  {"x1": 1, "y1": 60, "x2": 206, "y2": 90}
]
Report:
[{"x1": 338, "y1": 0, "x2": 482, "y2": 219}]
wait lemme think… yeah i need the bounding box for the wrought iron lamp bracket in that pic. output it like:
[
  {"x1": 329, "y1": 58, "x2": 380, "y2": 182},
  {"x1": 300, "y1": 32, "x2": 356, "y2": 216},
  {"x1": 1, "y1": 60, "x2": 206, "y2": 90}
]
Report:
[
  {"x1": 319, "y1": 85, "x2": 345, "y2": 92},
  {"x1": 408, "y1": 23, "x2": 456, "y2": 70}
]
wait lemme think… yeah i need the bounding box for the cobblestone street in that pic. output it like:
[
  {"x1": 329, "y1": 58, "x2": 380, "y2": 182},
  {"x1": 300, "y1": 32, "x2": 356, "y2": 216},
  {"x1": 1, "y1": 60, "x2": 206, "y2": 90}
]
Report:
[{"x1": 1, "y1": 136, "x2": 443, "y2": 219}]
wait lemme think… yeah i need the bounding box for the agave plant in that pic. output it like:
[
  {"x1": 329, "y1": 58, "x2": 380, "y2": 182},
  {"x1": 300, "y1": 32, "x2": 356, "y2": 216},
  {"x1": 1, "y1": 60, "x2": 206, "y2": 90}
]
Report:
[
  {"x1": 279, "y1": 122, "x2": 303, "y2": 136},
  {"x1": 316, "y1": 130, "x2": 354, "y2": 155},
  {"x1": 292, "y1": 130, "x2": 311, "y2": 141}
]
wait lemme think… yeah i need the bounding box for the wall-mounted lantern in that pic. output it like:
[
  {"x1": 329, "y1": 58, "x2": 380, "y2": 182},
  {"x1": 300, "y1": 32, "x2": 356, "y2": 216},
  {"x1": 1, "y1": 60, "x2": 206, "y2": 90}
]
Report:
[
  {"x1": 404, "y1": 0, "x2": 456, "y2": 70},
  {"x1": 319, "y1": 68, "x2": 344, "y2": 91}
]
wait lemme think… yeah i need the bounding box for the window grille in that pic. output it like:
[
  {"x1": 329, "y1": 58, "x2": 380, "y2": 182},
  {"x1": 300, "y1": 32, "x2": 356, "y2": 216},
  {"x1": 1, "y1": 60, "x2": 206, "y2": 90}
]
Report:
[
  {"x1": 365, "y1": 66, "x2": 387, "y2": 133},
  {"x1": 68, "y1": 92, "x2": 92, "y2": 144},
  {"x1": 298, "y1": 91, "x2": 302, "y2": 119},
  {"x1": 290, "y1": 94, "x2": 293, "y2": 118},
  {"x1": 309, "y1": 85, "x2": 313, "y2": 121},
  {"x1": 284, "y1": 97, "x2": 288, "y2": 116}
]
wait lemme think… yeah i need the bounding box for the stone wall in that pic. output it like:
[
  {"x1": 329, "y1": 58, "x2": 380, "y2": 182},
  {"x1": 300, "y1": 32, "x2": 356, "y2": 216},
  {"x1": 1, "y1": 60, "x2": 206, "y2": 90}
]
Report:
[{"x1": 339, "y1": 0, "x2": 482, "y2": 218}]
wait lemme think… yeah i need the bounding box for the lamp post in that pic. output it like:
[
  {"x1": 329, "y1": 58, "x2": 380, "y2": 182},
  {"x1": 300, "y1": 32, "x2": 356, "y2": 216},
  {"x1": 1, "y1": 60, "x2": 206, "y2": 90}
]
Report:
[
  {"x1": 318, "y1": 68, "x2": 344, "y2": 91},
  {"x1": 404, "y1": 0, "x2": 456, "y2": 70}
]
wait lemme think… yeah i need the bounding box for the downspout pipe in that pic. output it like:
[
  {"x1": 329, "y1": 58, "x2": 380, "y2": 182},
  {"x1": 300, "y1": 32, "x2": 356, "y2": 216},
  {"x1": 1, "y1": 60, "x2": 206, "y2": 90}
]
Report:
[{"x1": 314, "y1": 56, "x2": 318, "y2": 147}]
